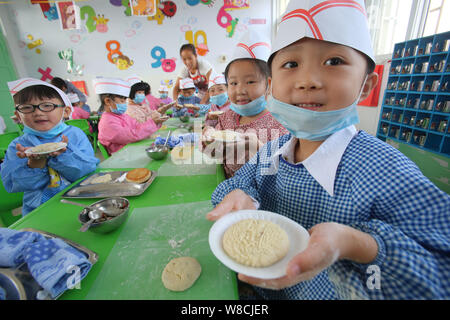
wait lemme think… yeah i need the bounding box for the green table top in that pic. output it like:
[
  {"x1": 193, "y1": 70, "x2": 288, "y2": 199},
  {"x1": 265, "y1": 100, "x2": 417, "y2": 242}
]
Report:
[{"x1": 8, "y1": 125, "x2": 236, "y2": 300}]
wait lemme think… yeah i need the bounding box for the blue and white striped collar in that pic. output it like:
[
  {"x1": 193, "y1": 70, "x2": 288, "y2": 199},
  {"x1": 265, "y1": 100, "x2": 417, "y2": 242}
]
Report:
[{"x1": 271, "y1": 125, "x2": 358, "y2": 196}]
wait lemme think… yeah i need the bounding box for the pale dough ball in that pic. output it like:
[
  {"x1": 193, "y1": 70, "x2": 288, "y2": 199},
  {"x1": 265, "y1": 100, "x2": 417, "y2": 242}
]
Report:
[
  {"x1": 161, "y1": 257, "x2": 202, "y2": 291},
  {"x1": 222, "y1": 219, "x2": 290, "y2": 267}
]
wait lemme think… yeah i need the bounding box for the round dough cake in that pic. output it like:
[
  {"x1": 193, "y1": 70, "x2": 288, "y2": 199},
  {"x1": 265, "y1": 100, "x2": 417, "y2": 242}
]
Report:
[
  {"x1": 125, "y1": 168, "x2": 151, "y2": 183},
  {"x1": 161, "y1": 257, "x2": 202, "y2": 292},
  {"x1": 29, "y1": 142, "x2": 64, "y2": 153},
  {"x1": 222, "y1": 219, "x2": 290, "y2": 268}
]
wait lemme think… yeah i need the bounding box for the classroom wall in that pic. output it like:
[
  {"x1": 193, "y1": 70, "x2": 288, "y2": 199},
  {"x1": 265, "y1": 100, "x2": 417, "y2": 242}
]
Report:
[
  {"x1": 0, "y1": 0, "x2": 271, "y2": 112},
  {"x1": 355, "y1": 58, "x2": 391, "y2": 136}
]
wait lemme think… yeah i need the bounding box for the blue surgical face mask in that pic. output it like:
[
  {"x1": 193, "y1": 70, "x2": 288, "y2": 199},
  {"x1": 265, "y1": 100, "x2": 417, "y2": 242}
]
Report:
[
  {"x1": 22, "y1": 109, "x2": 68, "y2": 139},
  {"x1": 230, "y1": 95, "x2": 267, "y2": 116},
  {"x1": 111, "y1": 103, "x2": 128, "y2": 115},
  {"x1": 133, "y1": 94, "x2": 145, "y2": 104},
  {"x1": 266, "y1": 77, "x2": 367, "y2": 141},
  {"x1": 159, "y1": 93, "x2": 168, "y2": 99},
  {"x1": 210, "y1": 92, "x2": 228, "y2": 107}
]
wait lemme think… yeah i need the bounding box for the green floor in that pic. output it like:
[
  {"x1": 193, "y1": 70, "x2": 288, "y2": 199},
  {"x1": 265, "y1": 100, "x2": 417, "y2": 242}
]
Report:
[{"x1": 386, "y1": 139, "x2": 450, "y2": 195}]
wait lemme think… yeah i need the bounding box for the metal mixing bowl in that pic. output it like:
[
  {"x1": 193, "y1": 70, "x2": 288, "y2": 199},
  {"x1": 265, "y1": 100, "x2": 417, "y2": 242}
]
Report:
[
  {"x1": 145, "y1": 145, "x2": 169, "y2": 160},
  {"x1": 78, "y1": 197, "x2": 130, "y2": 234}
]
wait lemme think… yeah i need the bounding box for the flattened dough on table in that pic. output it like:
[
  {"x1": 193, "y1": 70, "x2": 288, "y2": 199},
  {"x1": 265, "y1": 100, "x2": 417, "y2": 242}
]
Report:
[{"x1": 162, "y1": 257, "x2": 202, "y2": 291}]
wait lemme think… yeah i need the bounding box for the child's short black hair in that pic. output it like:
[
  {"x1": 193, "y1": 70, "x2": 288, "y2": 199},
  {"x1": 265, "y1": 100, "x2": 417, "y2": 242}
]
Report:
[
  {"x1": 13, "y1": 85, "x2": 63, "y2": 105},
  {"x1": 180, "y1": 43, "x2": 197, "y2": 56},
  {"x1": 224, "y1": 58, "x2": 271, "y2": 87},
  {"x1": 50, "y1": 77, "x2": 67, "y2": 90},
  {"x1": 99, "y1": 93, "x2": 128, "y2": 110},
  {"x1": 129, "y1": 81, "x2": 150, "y2": 99}
]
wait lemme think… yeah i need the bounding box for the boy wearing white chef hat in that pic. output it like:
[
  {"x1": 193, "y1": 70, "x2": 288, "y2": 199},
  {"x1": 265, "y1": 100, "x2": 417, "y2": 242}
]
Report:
[
  {"x1": 207, "y1": 0, "x2": 450, "y2": 300},
  {"x1": 172, "y1": 77, "x2": 201, "y2": 117},
  {"x1": 67, "y1": 93, "x2": 90, "y2": 120},
  {"x1": 1, "y1": 78, "x2": 98, "y2": 216},
  {"x1": 94, "y1": 77, "x2": 160, "y2": 155},
  {"x1": 158, "y1": 85, "x2": 174, "y2": 109}
]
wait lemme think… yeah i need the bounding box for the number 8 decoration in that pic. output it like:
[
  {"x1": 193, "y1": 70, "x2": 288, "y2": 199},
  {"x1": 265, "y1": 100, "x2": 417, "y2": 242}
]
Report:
[{"x1": 106, "y1": 40, "x2": 123, "y2": 64}]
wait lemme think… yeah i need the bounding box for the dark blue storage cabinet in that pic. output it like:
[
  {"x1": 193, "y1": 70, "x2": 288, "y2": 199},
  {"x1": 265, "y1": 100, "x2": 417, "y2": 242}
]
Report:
[{"x1": 377, "y1": 31, "x2": 450, "y2": 157}]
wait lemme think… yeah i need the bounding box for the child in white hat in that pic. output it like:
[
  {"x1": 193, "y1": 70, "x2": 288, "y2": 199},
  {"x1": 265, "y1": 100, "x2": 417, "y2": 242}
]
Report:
[
  {"x1": 204, "y1": 71, "x2": 231, "y2": 127},
  {"x1": 202, "y1": 29, "x2": 288, "y2": 178},
  {"x1": 94, "y1": 77, "x2": 162, "y2": 155},
  {"x1": 158, "y1": 85, "x2": 173, "y2": 106},
  {"x1": 67, "y1": 93, "x2": 89, "y2": 120},
  {"x1": 172, "y1": 78, "x2": 201, "y2": 118},
  {"x1": 125, "y1": 80, "x2": 165, "y2": 125},
  {"x1": 207, "y1": 0, "x2": 450, "y2": 299},
  {"x1": 1, "y1": 78, "x2": 99, "y2": 215},
  {"x1": 51, "y1": 77, "x2": 91, "y2": 113}
]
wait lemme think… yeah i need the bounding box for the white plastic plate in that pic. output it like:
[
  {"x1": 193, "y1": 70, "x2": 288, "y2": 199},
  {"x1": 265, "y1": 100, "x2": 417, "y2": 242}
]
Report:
[{"x1": 209, "y1": 210, "x2": 310, "y2": 279}]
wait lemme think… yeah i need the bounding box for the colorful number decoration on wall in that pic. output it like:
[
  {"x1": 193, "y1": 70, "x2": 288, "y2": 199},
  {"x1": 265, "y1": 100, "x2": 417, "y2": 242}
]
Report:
[
  {"x1": 106, "y1": 40, "x2": 123, "y2": 64},
  {"x1": 185, "y1": 30, "x2": 209, "y2": 56},
  {"x1": 110, "y1": 0, "x2": 122, "y2": 6},
  {"x1": 186, "y1": 0, "x2": 214, "y2": 5},
  {"x1": 150, "y1": 46, "x2": 166, "y2": 68},
  {"x1": 106, "y1": 40, "x2": 134, "y2": 70},
  {"x1": 122, "y1": 0, "x2": 132, "y2": 16},
  {"x1": 148, "y1": 0, "x2": 165, "y2": 24},
  {"x1": 217, "y1": 1, "x2": 239, "y2": 37},
  {"x1": 80, "y1": 5, "x2": 97, "y2": 33},
  {"x1": 150, "y1": 46, "x2": 176, "y2": 72}
]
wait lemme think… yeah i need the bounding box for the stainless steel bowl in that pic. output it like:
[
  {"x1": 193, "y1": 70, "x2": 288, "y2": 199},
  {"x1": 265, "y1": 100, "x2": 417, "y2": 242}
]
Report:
[
  {"x1": 78, "y1": 197, "x2": 130, "y2": 234},
  {"x1": 0, "y1": 269, "x2": 27, "y2": 300},
  {"x1": 145, "y1": 145, "x2": 169, "y2": 160}
]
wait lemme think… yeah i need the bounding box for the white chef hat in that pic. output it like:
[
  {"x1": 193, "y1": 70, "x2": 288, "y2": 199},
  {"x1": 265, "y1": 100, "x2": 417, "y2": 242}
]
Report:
[
  {"x1": 92, "y1": 77, "x2": 131, "y2": 97},
  {"x1": 7, "y1": 77, "x2": 73, "y2": 111},
  {"x1": 67, "y1": 93, "x2": 80, "y2": 104},
  {"x1": 179, "y1": 78, "x2": 195, "y2": 90},
  {"x1": 208, "y1": 71, "x2": 226, "y2": 89},
  {"x1": 269, "y1": 0, "x2": 375, "y2": 65},
  {"x1": 158, "y1": 85, "x2": 169, "y2": 92},
  {"x1": 126, "y1": 75, "x2": 142, "y2": 86},
  {"x1": 231, "y1": 29, "x2": 271, "y2": 62}
]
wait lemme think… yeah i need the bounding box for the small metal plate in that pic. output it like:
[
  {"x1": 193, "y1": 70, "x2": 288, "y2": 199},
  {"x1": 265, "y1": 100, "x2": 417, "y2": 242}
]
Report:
[
  {"x1": 61, "y1": 170, "x2": 157, "y2": 199},
  {"x1": 0, "y1": 229, "x2": 98, "y2": 300}
]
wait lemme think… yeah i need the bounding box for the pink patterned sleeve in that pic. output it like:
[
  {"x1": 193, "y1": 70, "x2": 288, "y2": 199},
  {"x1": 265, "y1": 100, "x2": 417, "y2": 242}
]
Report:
[{"x1": 99, "y1": 113, "x2": 158, "y2": 147}]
